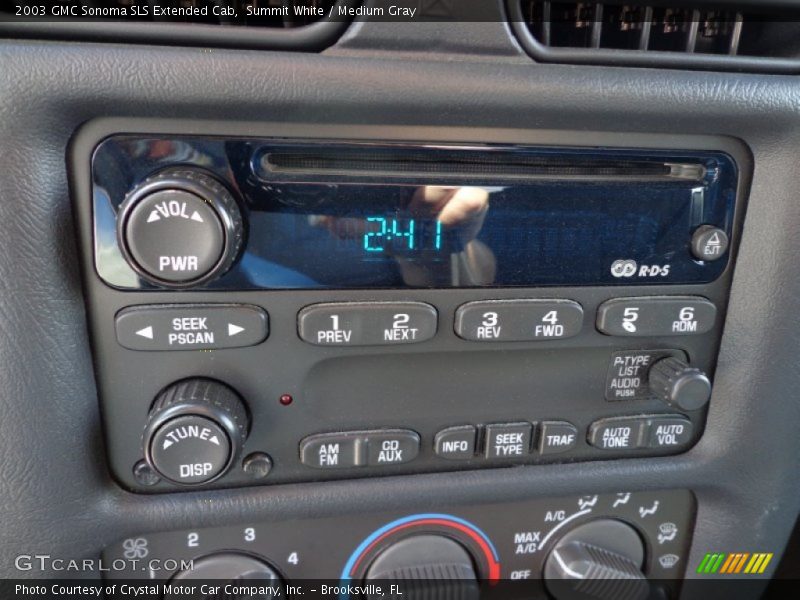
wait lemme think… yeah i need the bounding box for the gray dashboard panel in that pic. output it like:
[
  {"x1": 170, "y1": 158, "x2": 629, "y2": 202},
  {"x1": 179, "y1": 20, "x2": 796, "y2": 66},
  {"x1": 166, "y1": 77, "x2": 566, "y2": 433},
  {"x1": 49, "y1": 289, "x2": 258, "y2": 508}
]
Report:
[{"x1": 0, "y1": 14, "x2": 797, "y2": 598}]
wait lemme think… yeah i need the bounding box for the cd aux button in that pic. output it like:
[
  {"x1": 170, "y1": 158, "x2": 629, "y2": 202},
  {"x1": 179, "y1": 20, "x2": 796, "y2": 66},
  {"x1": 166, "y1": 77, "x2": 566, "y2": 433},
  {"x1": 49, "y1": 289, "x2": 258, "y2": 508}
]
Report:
[
  {"x1": 365, "y1": 430, "x2": 420, "y2": 466},
  {"x1": 596, "y1": 296, "x2": 717, "y2": 337},
  {"x1": 454, "y1": 299, "x2": 583, "y2": 342},
  {"x1": 297, "y1": 302, "x2": 437, "y2": 346}
]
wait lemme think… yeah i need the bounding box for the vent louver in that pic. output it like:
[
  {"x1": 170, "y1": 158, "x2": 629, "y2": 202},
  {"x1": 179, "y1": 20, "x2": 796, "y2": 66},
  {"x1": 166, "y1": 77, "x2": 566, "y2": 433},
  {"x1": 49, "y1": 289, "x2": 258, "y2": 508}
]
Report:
[
  {"x1": 508, "y1": 1, "x2": 800, "y2": 72},
  {"x1": 0, "y1": 0, "x2": 358, "y2": 51}
]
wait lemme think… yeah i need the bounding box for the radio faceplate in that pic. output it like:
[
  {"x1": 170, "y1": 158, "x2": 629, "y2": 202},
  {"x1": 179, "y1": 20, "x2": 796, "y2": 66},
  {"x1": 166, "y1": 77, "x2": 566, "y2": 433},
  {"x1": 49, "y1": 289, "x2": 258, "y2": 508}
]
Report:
[{"x1": 82, "y1": 135, "x2": 745, "y2": 493}]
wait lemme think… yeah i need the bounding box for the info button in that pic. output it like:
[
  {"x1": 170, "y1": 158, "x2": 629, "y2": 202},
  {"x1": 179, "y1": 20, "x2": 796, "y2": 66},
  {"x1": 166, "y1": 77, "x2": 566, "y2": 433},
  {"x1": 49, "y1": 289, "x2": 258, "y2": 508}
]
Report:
[{"x1": 115, "y1": 304, "x2": 268, "y2": 351}]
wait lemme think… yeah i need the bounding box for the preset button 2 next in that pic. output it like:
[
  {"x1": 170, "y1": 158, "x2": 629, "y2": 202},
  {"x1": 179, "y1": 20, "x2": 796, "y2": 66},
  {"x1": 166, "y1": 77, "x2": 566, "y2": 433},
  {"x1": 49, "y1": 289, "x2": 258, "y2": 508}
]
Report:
[{"x1": 298, "y1": 302, "x2": 437, "y2": 346}]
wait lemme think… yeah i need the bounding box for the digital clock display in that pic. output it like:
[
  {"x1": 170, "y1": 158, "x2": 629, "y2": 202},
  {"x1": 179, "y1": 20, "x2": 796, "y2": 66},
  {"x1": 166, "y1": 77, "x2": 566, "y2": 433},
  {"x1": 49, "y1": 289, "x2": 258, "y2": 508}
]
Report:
[{"x1": 362, "y1": 217, "x2": 443, "y2": 254}]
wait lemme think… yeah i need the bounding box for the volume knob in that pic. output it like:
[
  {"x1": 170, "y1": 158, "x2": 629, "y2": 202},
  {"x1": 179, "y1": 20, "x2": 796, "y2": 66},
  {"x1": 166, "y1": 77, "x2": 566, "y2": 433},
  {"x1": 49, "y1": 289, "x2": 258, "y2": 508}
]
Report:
[
  {"x1": 648, "y1": 357, "x2": 712, "y2": 411},
  {"x1": 117, "y1": 168, "x2": 244, "y2": 288},
  {"x1": 143, "y1": 379, "x2": 249, "y2": 485}
]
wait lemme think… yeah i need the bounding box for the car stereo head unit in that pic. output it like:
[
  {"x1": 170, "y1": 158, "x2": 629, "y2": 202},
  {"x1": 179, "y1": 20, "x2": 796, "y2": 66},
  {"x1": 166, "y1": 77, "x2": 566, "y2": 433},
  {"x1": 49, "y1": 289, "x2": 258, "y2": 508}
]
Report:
[
  {"x1": 93, "y1": 139, "x2": 736, "y2": 291},
  {"x1": 82, "y1": 134, "x2": 743, "y2": 492}
]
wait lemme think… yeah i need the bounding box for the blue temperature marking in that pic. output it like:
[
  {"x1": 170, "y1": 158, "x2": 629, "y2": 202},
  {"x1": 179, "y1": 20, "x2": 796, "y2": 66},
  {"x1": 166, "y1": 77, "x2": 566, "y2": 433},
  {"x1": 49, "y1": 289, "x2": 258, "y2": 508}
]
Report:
[
  {"x1": 434, "y1": 221, "x2": 442, "y2": 250},
  {"x1": 363, "y1": 217, "x2": 387, "y2": 252}
]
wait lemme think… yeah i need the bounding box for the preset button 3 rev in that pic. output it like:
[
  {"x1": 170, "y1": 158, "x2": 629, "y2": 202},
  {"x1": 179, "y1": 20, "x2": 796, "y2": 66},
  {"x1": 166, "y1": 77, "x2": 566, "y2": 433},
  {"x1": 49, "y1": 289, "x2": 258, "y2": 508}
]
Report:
[{"x1": 455, "y1": 299, "x2": 583, "y2": 342}]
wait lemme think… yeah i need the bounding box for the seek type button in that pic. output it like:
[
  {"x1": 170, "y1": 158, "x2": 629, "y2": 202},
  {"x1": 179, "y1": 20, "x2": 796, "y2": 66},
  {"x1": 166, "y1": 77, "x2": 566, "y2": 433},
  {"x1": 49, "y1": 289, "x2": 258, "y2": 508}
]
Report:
[
  {"x1": 298, "y1": 302, "x2": 437, "y2": 346},
  {"x1": 485, "y1": 422, "x2": 534, "y2": 459},
  {"x1": 588, "y1": 417, "x2": 647, "y2": 450},
  {"x1": 115, "y1": 304, "x2": 268, "y2": 351},
  {"x1": 455, "y1": 299, "x2": 583, "y2": 342},
  {"x1": 366, "y1": 430, "x2": 420, "y2": 466}
]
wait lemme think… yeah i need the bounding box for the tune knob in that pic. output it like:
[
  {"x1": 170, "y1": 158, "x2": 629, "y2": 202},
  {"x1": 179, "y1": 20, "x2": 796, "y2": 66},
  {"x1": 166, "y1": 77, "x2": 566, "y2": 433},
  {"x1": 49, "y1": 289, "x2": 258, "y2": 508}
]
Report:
[
  {"x1": 364, "y1": 534, "x2": 480, "y2": 600},
  {"x1": 143, "y1": 379, "x2": 248, "y2": 485},
  {"x1": 167, "y1": 552, "x2": 284, "y2": 600},
  {"x1": 544, "y1": 519, "x2": 648, "y2": 600},
  {"x1": 648, "y1": 357, "x2": 712, "y2": 411},
  {"x1": 117, "y1": 168, "x2": 244, "y2": 288}
]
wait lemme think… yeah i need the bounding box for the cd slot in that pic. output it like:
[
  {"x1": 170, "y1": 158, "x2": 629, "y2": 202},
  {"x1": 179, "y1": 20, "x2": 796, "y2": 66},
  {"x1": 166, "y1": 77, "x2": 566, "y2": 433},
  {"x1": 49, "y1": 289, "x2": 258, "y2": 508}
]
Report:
[{"x1": 256, "y1": 145, "x2": 707, "y2": 183}]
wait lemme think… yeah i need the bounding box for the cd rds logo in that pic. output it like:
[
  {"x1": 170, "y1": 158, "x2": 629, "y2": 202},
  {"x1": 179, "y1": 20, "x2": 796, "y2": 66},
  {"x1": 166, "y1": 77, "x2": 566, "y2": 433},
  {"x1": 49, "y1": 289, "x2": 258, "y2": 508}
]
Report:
[
  {"x1": 611, "y1": 259, "x2": 671, "y2": 279},
  {"x1": 610, "y1": 259, "x2": 638, "y2": 278}
]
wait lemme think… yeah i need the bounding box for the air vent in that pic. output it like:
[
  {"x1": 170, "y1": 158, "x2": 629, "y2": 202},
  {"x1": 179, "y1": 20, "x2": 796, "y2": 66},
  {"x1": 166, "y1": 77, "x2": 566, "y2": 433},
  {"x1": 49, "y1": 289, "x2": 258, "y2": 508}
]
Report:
[
  {"x1": 0, "y1": 0, "x2": 359, "y2": 51},
  {"x1": 508, "y1": 1, "x2": 800, "y2": 72}
]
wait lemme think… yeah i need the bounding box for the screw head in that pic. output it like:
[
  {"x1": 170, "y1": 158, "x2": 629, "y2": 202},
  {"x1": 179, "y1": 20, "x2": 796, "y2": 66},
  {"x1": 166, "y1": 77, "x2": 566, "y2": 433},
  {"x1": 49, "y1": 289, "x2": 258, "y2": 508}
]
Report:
[
  {"x1": 133, "y1": 460, "x2": 161, "y2": 486},
  {"x1": 242, "y1": 452, "x2": 273, "y2": 479}
]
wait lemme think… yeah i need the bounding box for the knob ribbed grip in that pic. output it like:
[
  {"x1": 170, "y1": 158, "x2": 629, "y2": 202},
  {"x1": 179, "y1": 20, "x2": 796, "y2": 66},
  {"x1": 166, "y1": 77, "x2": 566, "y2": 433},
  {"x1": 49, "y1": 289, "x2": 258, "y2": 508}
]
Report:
[
  {"x1": 118, "y1": 167, "x2": 244, "y2": 288},
  {"x1": 649, "y1": 357, "x2": 712, "y2": 411},
  {"x1": 142, "y1": 379, "x2": 249, "y2": 485},
  {"x1": 550, "y1": 542, "x2": 649, "y2": 600},
  {"x1": 149, "y1": 378, "x2": 248, "y2": 439}
]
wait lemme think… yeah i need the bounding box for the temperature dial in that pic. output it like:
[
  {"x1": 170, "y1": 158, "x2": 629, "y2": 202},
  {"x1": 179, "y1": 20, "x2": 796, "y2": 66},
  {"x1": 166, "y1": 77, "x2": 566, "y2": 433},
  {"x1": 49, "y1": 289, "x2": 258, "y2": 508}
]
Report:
[
  {"x1": 365, "y1": 534, "x2": 479, "y2": 600},
  {"x1": 143, "y1": 379, "x2": 248, "y2": 485},
  {"x1": 117, "y1": 168, "x2": 244, "y2": 288}
]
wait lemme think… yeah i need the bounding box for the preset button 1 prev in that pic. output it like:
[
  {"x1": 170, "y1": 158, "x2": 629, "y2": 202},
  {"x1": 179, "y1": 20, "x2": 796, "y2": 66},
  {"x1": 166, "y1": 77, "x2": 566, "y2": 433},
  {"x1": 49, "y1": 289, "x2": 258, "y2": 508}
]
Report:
[
  {"x1": 298, "y1": 302, "x2": 437, "y2": 346},
  {"x1": 455, "y1": 299, "x2": 583, "y2": 342},
  {"x1": 115, "y1": 304, "x2": 268, "y2": 351}
]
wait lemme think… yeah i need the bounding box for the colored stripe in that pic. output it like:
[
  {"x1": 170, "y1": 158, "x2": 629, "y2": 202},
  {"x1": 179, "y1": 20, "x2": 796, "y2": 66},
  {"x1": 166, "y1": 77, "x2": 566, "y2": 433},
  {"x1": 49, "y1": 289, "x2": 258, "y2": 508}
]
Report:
[
  {"x1": 748, "y1": 552, "x2": 767, "y2": 573},
  {"x1": 719, "y1": 553, "x2": 736, "y2": 574},
  {"x1": 697, "y1": 553, "x2": 713, "y2": 574},
  {"x1": 711, "y1": 553, "x2": 726, "y2": 573},
  {"x1": 757, "y1": 553, "x2": 774, "y2": 574},
  {"x1": 744, "y1": 554, "x2": 760, "y2": 574},
  {"x1": 734, "y1": 553, "x2": 749, "y2": 573}
]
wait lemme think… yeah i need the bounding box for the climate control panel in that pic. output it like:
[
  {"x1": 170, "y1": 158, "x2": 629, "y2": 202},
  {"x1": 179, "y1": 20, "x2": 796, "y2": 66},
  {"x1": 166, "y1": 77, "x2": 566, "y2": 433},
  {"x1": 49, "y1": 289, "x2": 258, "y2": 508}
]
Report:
[
  {"x1": 103, "y1": 490, "x2": 695, "y2": 598},
  {"x1": 77, "y1": 135, "x2": 743, "y2": 492}
]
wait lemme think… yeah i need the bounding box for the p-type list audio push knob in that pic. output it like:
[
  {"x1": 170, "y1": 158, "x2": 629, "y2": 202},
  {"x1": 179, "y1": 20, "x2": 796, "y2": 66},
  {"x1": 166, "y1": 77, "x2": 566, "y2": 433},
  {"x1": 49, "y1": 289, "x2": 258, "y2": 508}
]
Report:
[
  {"x1": 544, "y1": 519, "x2": 648, "y2": 600},
  {"x1": 649, "y1": 356, "x2": 712, "y2": 411},
  {"x1": 117, "y1": 168, "x2": 244, "y2": 288},
  {"x1": 143, "y1": 379, "x2": 249, "y2": 485}
]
